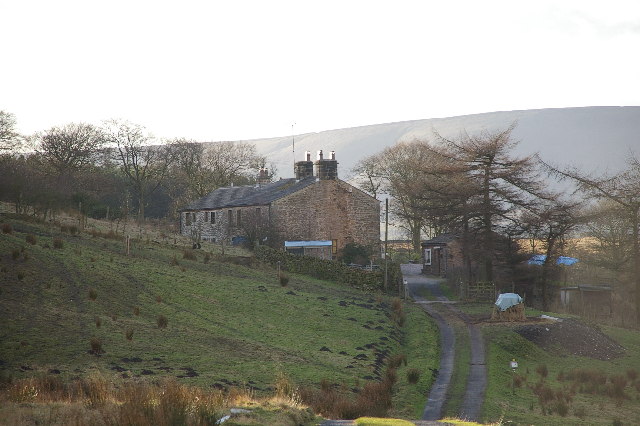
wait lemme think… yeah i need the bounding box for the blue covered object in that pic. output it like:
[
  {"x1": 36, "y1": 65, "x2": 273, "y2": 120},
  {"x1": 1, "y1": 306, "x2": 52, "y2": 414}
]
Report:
[
  {"x1": 527, "y1": 255, "x2": 579, "y2": 266},
  {"x1": 495, "y1": 293, "x2": 523, "y2": 311}
]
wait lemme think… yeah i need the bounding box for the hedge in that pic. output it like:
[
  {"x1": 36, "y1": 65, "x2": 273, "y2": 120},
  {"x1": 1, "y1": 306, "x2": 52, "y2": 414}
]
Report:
[{"x1": 255, "y1": 246, "x2": 402, "y2": 294}]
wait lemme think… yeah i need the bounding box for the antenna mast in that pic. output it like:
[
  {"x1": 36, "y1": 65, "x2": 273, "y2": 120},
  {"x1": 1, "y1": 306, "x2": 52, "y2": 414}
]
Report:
[{"x1": 292, "y1": 122, "x2": 296, "y2": 174}]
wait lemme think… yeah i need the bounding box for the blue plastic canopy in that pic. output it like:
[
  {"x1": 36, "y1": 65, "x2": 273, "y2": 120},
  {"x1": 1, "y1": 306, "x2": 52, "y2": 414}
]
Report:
[{"x1": 527, "y1": 255, "x2": 579, "y2": 266}]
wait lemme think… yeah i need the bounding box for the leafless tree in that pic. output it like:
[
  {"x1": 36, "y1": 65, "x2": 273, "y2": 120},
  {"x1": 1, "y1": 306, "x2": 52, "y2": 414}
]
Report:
[
  {"x1": 431, "y1": 125, "x2": 548, "y2": 283},
  {"x1": 35, "y1": 123, "x2": 105, "y2": 180},
  {"x1": 103, "y1": 119, "x2": 175, "y2": 222},
  {"x1": 520, "y1": 199, "x2": 583, "y2": 310},
  {"x1": 0, "y1": 110, "x2": 22, "y2": 152},
  {"x1": 541, "y1": 152, "x2": 640, "y2": 324}
]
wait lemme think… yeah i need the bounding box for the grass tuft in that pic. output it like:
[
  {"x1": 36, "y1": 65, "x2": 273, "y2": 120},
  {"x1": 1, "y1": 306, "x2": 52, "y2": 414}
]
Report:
[
  {"x1": 182, "y1": 249, "x2": 197, "y2": 261},
  {"x1": 2, "y1": 223, "x2": 13, "y2": 234},
  {"x1": 406, "y1": 368, "x2": 420, "y2": 384},
  {"x1": 88, "y1": 288, "x2": 97, "y2": 301},
  {"x1": 25, "y1": 234, "x2": 37, "y2": 245},
  {"x1": 89, "y1": 337, "x2": 103, "y2": 355},
  {"x1": 53, "y1": 238, "x2": 64, "y2": 249},
  {"x1": 157, "y1": 315, "x2": 168, "y2": 329},
  {"x1": 280, "y1": 273, "x2": 290, "y2": 287}
]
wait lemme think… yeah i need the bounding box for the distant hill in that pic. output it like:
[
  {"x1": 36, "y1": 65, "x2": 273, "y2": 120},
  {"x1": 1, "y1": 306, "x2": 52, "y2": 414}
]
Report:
[{"x1": 236, "y1": 106, "x2": 640, "y2": 180}]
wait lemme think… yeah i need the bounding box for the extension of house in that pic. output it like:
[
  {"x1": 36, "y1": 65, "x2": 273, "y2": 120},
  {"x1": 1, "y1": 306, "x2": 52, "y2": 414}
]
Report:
[{"x1": 179, "y1": 150, "x2": 380, "y2": 258}]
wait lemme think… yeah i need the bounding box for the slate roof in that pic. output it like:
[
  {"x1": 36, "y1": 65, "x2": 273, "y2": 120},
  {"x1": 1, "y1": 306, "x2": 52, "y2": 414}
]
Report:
[
  {"x1": 421, "y1": 233, "x2": 457, "y2": 246},
  {"x1": 181, "y1": 176, "x2": 318, "y2": 211}
]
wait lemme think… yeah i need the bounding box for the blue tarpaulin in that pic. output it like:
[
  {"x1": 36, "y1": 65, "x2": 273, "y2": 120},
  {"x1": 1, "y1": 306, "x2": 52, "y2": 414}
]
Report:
[{"x1": 527, "y1": 255, "x2": 579, "y2": 266}]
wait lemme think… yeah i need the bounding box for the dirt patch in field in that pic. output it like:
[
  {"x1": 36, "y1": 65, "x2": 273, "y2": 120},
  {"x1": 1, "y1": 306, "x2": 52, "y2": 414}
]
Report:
[{"x1": 515, "y1": 318, "x2": 625, "y2": 360}]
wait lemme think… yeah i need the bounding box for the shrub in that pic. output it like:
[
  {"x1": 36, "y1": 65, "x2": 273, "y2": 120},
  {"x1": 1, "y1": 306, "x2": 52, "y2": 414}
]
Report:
[
  {"x1": 95, "y1": 316, "x2": 102, "y2": 328},
  {"x1": 536, "y1": 364, "x2": 549, "y2": 380},
  {"x1": 133, "y1": 306, "x2": 140, "y2": 316},
  {"x1": 53, "y1": 238, "x2": 64, "y2": 249},
  {"x1": 11, "y1": 249, "x2": 20, "y2": 260},
  {"x1": 626, "y1": 369, "x2": 638, "y2": 381},
  {"x1": 275, "y1": 371, "x2": 295, "y2": 399},
  {"x1": 90, "y1": 337, "x2": 103, "y2": 355},
  {"x1": 111, "y1": 314, "x2": 117, "y2": 321},
  {"x1": 25, "y1": 234, "x2": 37, "y2": 245},
  {"x1": 125, "y1": 328, "x2": 134, "y2": 341},
  {"x1": 156, "y1": 295, "x2": 162, "y2": 303},
  {"x1": 90, "y1": 256, "x2": 97, "y2": 262},
  {"x1": 388, "y1": 353, "x2": 407, "y2": 369},
  {"x1": 204, "y1": 252, "x2": 211, "y2": 264},
  {"x1": 280, "y1": 273, "x2": 290, "y2": 287},
  {"x1": 157, "y1": 315, "x2": 168, "y2": 329},
  {"x1": 89, "y1": 288, "x2": 97, "y2": 300},
  {"x1": 574, "y1": 405, "x2": 586, "y2": 419},
  {"x1": 17, "y1": 272, "x2": 25, "y2": 280},
  {"x1": 170, "y1": 255, "x2": 179, "y2": 266},
  {"x1": 553, "y1": 399, "x2": 569, "y2": 417},
  {"x1": 2, "y1": 223, "x2": 12, "y2": 234},
  {"x1": 407, "y1": 368, "x2": 420, "y2": 384},
  {"x1": 69, "y1": 225, "x2": 78, "y2": 235}
]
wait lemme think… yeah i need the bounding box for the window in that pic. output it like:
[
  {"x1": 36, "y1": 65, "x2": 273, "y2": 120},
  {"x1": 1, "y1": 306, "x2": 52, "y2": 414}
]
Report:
[
  {"x1": 228, "y1": 210, "x2": 233, "y2": 226},
  {"x1": 236, "y1": 209, "x2": 242, "y2": 226},
  {"x1": 210, "y1": 211, "x2": 216, "y2": 224},
  {"x1": 185, "y1": 212, "x2": 192, "y2": 226},
  {"x1": 332, "y1": 239, "x2": 338, "y2": 255},
  {"x1": 424, "y1": 248, "x2": 432, "y2": 265},
  {"x1": 205, "y1": 212, "x2": 209, "y2": 222},
  {"x1": 256, "y1": 207, "x2": 261, "y2": 216}
]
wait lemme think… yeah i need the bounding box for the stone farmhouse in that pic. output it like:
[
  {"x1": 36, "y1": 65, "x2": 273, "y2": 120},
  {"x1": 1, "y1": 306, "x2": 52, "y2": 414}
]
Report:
[{"x1": 180, "y1": 150, "x2": 380, "y2": 257}]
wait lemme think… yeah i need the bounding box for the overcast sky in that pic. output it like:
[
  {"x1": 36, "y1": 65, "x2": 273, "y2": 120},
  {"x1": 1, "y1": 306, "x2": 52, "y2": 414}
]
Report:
[{"x1": 2, "y1": 0, "x2": 639, "y2": 141}]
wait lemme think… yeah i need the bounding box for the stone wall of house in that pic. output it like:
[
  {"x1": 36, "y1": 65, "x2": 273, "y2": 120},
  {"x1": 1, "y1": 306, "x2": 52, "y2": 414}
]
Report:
[
  {"x1": 180, "y1": 205, "x2": 269, "y2": 243},
  {"x1": 270, "y1": 179, "x2": 380, "y2": 255}
]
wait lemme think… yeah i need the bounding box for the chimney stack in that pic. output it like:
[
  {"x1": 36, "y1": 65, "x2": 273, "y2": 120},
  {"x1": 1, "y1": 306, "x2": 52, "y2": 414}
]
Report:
[
  {"x1": 294, "y1": 151, "x2": 314, "y2": 180},
  {"x1": 257, "y1": 168, "x2": 270, "y2": 185},
  {"x1": 314, "y1": 149, "x2": 338, "y2": 180}
]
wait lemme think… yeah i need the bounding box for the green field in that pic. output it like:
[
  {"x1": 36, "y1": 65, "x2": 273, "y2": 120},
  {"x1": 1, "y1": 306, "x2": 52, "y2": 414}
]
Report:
[
  {"x1": 0, "y1": 213, "x2": 438, "y2": 423},
  {"x1": 454, "y1": 302, "x2": 640, "y2": 425}
]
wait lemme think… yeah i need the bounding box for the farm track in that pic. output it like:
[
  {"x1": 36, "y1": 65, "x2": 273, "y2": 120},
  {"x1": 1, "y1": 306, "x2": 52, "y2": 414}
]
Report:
[{"x1": 401, "y1": 264, "x2": 487, "y2": 423}]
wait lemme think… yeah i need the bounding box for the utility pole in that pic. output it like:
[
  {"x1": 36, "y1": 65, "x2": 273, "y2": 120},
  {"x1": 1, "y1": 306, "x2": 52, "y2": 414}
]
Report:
[{"x1": 384, "y1": 198, "x2": 389, "y2": 291}]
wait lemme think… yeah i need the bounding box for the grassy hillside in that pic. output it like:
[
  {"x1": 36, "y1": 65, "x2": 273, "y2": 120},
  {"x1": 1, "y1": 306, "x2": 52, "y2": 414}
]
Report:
[{"x1": 0, "y1": 213, "x2": 438, "y2": 422}]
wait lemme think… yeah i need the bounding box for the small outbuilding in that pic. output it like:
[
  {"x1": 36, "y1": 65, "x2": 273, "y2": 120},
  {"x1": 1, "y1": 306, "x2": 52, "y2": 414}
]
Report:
[{"x1": 560, "y1": 285, "x2": 613, "y2": 317}]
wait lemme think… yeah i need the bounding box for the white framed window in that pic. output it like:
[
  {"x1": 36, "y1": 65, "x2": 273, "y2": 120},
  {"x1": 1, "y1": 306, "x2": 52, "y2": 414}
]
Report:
[{"x1": 424, "y1": 248, "x2": 432, "y2": 265}]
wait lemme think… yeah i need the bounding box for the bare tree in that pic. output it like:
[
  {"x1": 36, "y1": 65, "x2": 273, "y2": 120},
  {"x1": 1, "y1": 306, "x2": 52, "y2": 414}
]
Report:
[
  {"x1": 103, "y1": 119, "x2": 175, "y2": 222},
  {"x1": 432, "y1": 125, "x2": 547, "y2": 283},
  {"x1": 36, "y1": 123, "x2": 105, "y2": 180},
  {"x1": 351, "y1": 156, "x2": 384, "y2": 200},
  {"x1": 202, "y1": 141, "x2": 266, "y2": 189},
  {"x1": 520, "y1": 199, "x2": 583, "y2": 310},
  {"x1": 541, "y1": 152, "x2": 640, "y2": 324},
  {"x1": 0, "y1": 110, "x2": 21, "y2": 152}
]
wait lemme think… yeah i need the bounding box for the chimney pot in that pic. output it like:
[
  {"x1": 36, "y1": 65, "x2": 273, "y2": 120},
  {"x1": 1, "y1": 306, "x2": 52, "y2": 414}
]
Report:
[
  {"x1": 330, "y1": 151, "x2": 336, "y2": 160},
  {"x1": 317, "y1": 150, "x2": 323, "y2": 161},
  {"x1": 305, "y1": 151, "x2": 311, "y2": 161}
]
